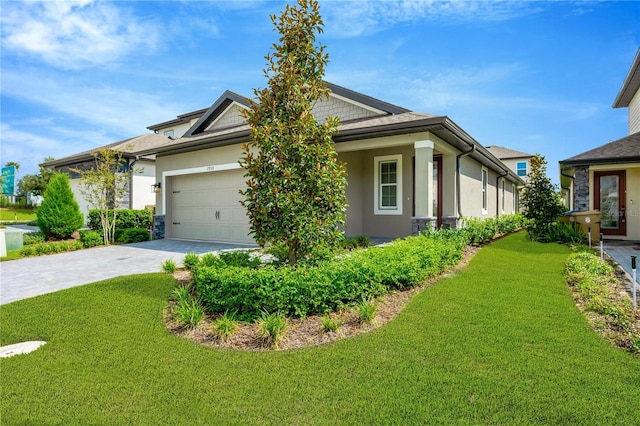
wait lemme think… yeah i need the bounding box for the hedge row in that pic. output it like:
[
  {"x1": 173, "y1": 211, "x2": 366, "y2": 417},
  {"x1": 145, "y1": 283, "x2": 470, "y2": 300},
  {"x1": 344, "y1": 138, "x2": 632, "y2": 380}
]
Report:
[
  {"x1": 194, "y1": 214, "x2": 525, "y2": 322},
  {"x1": 87, "y1": 209, "x2": 152, "y2": 231}
]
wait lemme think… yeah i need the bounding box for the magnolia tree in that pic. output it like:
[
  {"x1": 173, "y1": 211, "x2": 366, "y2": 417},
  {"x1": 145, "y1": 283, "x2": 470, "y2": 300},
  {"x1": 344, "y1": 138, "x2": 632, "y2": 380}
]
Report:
[
  {"x1": 520, "y1": 153, "x2": 566, "y2": 240},
  {"x1": 240, "y1": 0, "x2": 347, "y2": 265},
  {"x1": 73, "y1": 148, "x2": 130, "y2": 245}
]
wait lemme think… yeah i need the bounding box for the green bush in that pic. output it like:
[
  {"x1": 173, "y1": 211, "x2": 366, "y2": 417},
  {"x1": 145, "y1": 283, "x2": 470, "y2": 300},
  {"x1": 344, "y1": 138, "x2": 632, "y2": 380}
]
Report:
[
  {"x1": 114, "y1": 228, "x2": 151, "y2": 244},
  {"x1": 23, "y1": 231, "x2": 45, "y2": 245},
  {"x1": 37, "y1": 174, "x2": 84, "y2": 240},
  {"x1": 87, "y1": 209, "x2": 152, "y2": 231},
  {"x1": 258, "y1": 310, "x2": 287, "y2": 348},
  {"x1": 321, "y1": 315, "x2": 341, "y2": 332},
  {"x1": 183, "y1": 252, "x2": 200, "y2": 272},
  {"x1": 357, "y1": 298, "x2": 378, "y2": 323},
  {"x1": 196, "y1": 232, "x2": 467, "y2": 321},
  {"x1": 218, "y1": 250, "x2": 261, "y2": 268},
  {"x1": 79, "y1": 230, "x2": 103, "y2": 248},
  {"x1": 162, "y1": 259, "x2": 177, "y2": 273},
  {"x1": 20, "y1": 240, "x2": 84, "y2": 257},
  {"x1": 211, "y1": 311, "x2": 239, "y2": 341}
]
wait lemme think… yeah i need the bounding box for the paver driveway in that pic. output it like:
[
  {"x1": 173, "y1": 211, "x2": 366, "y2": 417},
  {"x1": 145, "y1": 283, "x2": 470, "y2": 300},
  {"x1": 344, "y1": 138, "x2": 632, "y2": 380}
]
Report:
[{"x1": 0, "y1": 239, "x2": 256, "y2": 305}]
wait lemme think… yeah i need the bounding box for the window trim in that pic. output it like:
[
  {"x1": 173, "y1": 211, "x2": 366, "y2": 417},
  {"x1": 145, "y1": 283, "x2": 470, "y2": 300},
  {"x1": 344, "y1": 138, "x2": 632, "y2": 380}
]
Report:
[
  {"x1": 501, "y1": 178, "x2": 505, "y2": 213},
  {"x1": 374, "y1": 154, "x2": 403, "y2": 215},
  {"x1": 516, "y1": 161, "x2": 527, "y2": 177},
  {"x1": 512, "y1": 183, "x2": 517, "y2": 213},
  {"x1": 481, "y1": 167, "x2": 488, "y2": 214}
]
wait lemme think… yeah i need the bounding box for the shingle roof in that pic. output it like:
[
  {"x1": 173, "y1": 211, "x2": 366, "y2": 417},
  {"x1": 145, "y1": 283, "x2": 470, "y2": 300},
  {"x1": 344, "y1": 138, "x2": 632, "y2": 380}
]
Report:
[
  {"x1": 42, "y1": 133, "x2": 170, "y2": 168},
  {"x1": 560, "y1": 131, "x2": 640, "y2": 165},
  {"x1": 485, "y1": 145, "x2": 533, "y2": 160},
  {"x1": 613, "y1": 48, "x2": 640, "y2": 108}
]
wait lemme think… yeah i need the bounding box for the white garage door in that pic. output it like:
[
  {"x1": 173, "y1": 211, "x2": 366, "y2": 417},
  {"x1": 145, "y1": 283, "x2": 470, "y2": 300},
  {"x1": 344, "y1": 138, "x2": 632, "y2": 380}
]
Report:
[{"x1": 169, "y1": 170, "x2": 253, "y2": 243}]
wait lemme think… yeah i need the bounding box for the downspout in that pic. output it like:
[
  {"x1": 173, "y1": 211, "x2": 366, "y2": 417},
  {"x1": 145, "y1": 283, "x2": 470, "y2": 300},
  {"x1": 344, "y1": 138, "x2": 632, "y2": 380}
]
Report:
[
  {"x1": 560, "y1": 170, "x2": 575, "y2": 211},
  {"x1": 496, "y1": 169, "x2": 509, "y2": 217},
  {"x1": 456, "y1": 143, "x2": 475, "y2": 219}
]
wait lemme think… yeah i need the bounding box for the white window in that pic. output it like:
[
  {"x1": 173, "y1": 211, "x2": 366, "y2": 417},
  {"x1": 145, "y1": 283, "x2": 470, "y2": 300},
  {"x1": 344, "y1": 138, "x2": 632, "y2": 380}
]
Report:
[
  {"x1": 374, "y1": 154, "x2": 403, "y2": 215},
  {"x1": 517, "y1": 161, "x2": 527, "y2": 177},
  {"x1": 482, "y1": 168, "x2": 488, "y2": 214},
  {"x1": 512, "y1": 183, "x2": 517, "y2": 213}
]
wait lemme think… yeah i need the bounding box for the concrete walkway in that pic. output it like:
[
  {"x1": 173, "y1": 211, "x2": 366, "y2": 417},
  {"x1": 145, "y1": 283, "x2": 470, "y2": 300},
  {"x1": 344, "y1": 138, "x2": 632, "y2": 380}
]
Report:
[
  {"x1": 0, "y1": 239, "x2": 256, "y2": 305},
  {"x1": 603, "y1": 240, "x2": 640, "y2": 297}
]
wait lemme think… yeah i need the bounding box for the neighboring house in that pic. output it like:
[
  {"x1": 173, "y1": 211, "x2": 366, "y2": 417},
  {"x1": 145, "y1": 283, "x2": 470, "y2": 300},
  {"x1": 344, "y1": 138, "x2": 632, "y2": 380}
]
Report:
[
  {"x1": 43, "y1": 133, "x2": 169, "y2": 222},
  {"x1": 134, "y1": 83, "x2": 523, "y2": 243},
  {"x1": 559, "y1": 48, "x2": 640, "y2": 241},
  {"x1": 486, "y1": 146, "x2": 534, "y2": 179}
]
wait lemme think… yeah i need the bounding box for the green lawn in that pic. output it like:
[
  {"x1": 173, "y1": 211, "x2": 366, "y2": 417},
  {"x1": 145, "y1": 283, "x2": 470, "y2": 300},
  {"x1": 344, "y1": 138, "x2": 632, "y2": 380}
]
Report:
[
  {"x1": 1, "y1": 232, "x2": 638, "y2": 424},
  {"x1": 0, "y1": 208, "x2": 37, "y2": 221}
]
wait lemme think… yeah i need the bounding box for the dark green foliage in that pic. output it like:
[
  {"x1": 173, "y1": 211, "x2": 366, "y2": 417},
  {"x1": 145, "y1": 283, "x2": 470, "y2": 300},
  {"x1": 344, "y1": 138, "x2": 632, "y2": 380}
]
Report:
[
  {"x1": 520, "y1": 154, "x2": 567, "y2": 241},
  {"x1": 79, "y1": 230, "x2": 103, "y2": 248},
  {"x1": 340, "y1": 235, "x2": 370, "y2": 250},
  {"x1": 16, "y1": 156, "x2": 57, "y2": 198},
  {"x1": 87, "y1": 209, "x2": 152, "y2": 231},
  {"x1": 22, "y1": 231, "x2": 45, "y2": 245},
  {"x1": 196, "y1": 232, "x2": 467, "y2": 321},
  {"x1": 114, "y1": 228, "x2": 151, "y2": 244},
  {"x1": 546, "y1": 220, "x2": 586, "y2": 244},
  {"x1": 218, "y1": 250, "x2": 262, "y2": 268},
  {"x1": 240, "y1": 0, "x2": 347, "y2": 265},
  {"x1": 36, "y1": 173, "x2": 84, "y2": 240}
]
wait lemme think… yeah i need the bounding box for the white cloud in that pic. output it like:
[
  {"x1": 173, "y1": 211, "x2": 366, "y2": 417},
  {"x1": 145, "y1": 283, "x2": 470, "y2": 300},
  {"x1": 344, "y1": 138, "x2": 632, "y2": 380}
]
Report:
[
  {"x1": 321, "y1": 0, "x2": 545, "y2": 37},
  {"x1": 2, "y1": 70, "x2": 181, "y2": 137},
  {"x1": 1, "y1": 0, "x2": 160, "y2": 69}
]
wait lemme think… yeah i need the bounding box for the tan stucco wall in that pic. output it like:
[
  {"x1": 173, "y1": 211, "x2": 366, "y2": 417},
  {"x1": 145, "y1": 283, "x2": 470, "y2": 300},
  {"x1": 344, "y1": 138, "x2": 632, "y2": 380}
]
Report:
[
  {"x1": 338, "y1": 151, "x2": 364, "y2": 236},
  {"x1": 500, "y1": 157, "x2": 530, "y2": 179}
]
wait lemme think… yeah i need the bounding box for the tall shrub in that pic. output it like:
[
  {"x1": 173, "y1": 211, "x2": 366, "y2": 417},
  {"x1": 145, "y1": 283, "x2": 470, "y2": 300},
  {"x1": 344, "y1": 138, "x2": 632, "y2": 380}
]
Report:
[
  {"x1": 37, "y1": 173, "x2": 84, "y2": 240},
  {"x1": 519, "y1": 154, "x2": 566, "y2": 241},
  {"x1": 239, "y1": 0, "x2": 347, "y2": 265}
]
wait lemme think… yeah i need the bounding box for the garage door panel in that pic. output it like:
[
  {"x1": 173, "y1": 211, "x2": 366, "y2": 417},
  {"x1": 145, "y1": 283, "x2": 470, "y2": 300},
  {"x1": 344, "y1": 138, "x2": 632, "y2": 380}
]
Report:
[{"x1": 169, "y1": 170, "x2": 253, "y2": 243}]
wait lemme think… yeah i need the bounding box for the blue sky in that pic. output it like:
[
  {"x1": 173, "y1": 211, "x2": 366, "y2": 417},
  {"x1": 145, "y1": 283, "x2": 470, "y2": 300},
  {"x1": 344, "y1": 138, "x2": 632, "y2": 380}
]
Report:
[{"x1": 1, "y1": 0, "x2": 639, "y2": 184}]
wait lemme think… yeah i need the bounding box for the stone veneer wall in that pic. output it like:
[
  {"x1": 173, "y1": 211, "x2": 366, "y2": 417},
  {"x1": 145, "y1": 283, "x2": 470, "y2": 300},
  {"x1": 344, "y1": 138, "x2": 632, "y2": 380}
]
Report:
[
  {"x1": 573, "y1": 166, "x2": 590, "y2": 212},
  {"x1": 411, "y1": 217, "x2": 436, "y2": 235},
  {"x1": 153, "y1": 214, "x2": 165, "y2": 240}
]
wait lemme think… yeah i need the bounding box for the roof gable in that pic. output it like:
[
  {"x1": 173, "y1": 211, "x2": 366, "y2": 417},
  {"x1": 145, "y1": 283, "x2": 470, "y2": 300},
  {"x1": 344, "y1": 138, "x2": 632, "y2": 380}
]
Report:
[{"x1": 185, "y1": 91, "x2": 250, "y2": 137}]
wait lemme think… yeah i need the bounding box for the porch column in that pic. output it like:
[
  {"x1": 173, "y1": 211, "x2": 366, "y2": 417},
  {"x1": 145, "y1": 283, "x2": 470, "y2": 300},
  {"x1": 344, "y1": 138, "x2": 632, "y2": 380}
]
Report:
[
  {"x1": 413, "y1": 139, "x2": 434, "y2": 234},
  {"x1": 414, "y1": 139, "x2": 434, "y2": 217}
]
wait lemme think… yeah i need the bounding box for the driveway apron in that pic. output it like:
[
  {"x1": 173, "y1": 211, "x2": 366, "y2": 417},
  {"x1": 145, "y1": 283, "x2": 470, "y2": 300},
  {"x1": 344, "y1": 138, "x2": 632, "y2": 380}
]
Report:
[{"x1": 0, "y1": 239, "x2": 255, "y2": 305}]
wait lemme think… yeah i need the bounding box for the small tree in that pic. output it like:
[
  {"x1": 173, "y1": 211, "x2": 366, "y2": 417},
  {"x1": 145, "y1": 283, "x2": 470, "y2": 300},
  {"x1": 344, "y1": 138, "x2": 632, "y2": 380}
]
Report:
[
  {"x1": 520, "y1": 153, "x2": 566, "y2": 240},
  {"x1": 37, "y1": 173, "x2": 84, "y2": 240},
  {"x1": 240, "y1": 0, "x2": 347, "y2": 265},
  {"x1": 72, "y1": 148, "x2": 130, "y2": 245}
]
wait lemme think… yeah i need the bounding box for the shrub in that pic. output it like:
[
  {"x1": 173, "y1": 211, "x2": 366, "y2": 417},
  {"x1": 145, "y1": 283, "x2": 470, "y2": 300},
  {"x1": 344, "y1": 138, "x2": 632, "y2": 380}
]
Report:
[
  {"x1": 20, "y1": 240, "x2": 83, "y2": 257},
  {"x1": 79, "y1": 230, "x2": 103, "y2": 248},
  {"x1": 23, "y1": 231, "x2": 45, "y2": 245},
  {"x1": 321, "y1": 315, "x2": 342, "y2": 332},
  {"x1": 219, "y1": 250, "x2": 262, "y2": 268},
  {"x1": 174, "y1": 296, "x2": 204, "y2": 329},
  {"x1": 211, "y1": 311, "x2": 239, "y2": 341},
  {"x1": 114, "y1": 228, "x2": 150, "y2": 244},
  {"x1": 173, "y1": 285, "x2": 191, "y2": 304},
  {"x1": 357, "y1": 299, "x2": 378, "y2": 324},
  {"x1": 162, "y1": 259, "x2": 177, "y2": 273},
  {"x1": 37, "y1": 174, "x2": 84, "y2": 240},
  {"x1": 200, "y1": 253, "x2": 224, "y2": 268},
  {"x1": 546, "y1": 220, "x2": 585, "y2": 244},
  {"x1": 258, "y1": 310, "x2": 287, "y2": 348},
  {"x1": 183, "y1": 252, "x2": 200, "y2": 272},
  {"x1": 87, "y1": 209, "x2": 152, "y2": 231}
]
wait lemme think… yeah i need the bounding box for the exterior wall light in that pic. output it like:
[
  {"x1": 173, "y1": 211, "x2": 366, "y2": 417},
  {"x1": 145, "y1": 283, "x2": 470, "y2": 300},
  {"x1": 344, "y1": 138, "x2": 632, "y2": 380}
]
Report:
[{"x1": 152, "y1": 182, "x2": 162, "y2": 193}]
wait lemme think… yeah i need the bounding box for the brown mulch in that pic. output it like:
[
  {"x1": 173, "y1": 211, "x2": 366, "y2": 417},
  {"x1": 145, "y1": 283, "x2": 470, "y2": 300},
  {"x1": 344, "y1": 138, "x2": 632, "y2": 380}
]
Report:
[{"x1": 165, "y1": 246, "x2": 479, "y2": 351}]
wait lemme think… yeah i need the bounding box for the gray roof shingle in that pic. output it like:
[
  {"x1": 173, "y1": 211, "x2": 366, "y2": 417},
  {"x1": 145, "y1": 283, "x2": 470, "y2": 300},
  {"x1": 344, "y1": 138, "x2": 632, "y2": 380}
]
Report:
[
  {"x1": 485, "y1": 145, "x2": 533, "y2": 160},
  {"x1": 560, "y1": 131, "x2": 640, "y2": 165}
]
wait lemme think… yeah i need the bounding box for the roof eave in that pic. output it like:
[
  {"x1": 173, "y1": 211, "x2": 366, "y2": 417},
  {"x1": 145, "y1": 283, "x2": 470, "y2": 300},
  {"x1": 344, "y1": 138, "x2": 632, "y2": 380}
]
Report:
[{"x1": 613, "y1": 48, "x2": 640, "y2": 108}]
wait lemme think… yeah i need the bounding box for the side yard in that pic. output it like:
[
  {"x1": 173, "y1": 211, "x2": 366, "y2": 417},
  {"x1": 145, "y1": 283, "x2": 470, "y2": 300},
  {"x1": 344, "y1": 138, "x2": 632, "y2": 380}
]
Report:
[{"x1": 1, "y1": 232, "x2": 638, "y2": 424}]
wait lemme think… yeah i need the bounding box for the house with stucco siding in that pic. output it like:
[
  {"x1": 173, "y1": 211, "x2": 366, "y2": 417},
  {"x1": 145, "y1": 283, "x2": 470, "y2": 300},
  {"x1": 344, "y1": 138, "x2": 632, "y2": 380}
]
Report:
[
  {"x1": 560, "y1": 48, "x2": 640, "y2": 241},
  {"x1": 135, "y1": 83, "x2": 523, "y2": 243}
]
